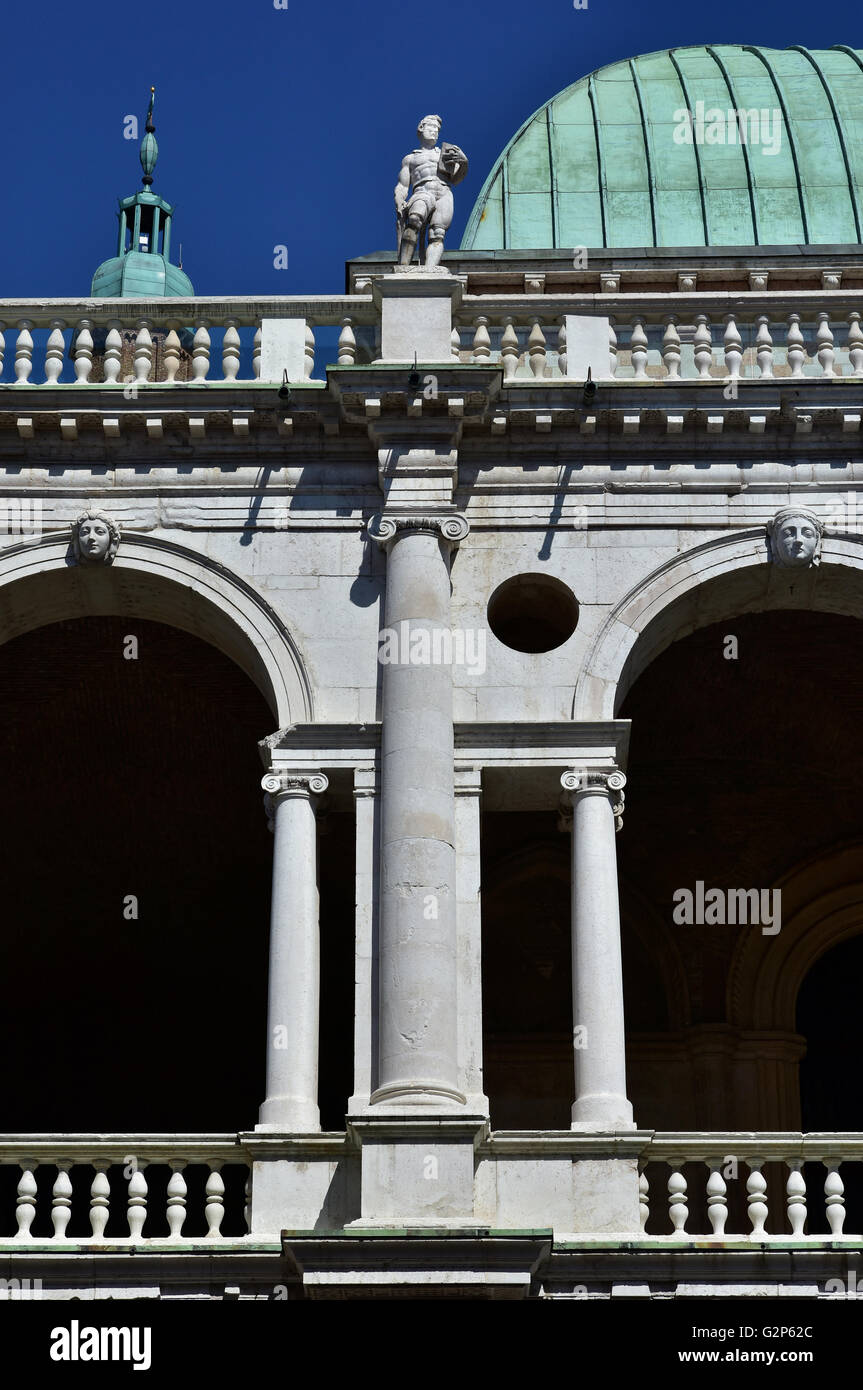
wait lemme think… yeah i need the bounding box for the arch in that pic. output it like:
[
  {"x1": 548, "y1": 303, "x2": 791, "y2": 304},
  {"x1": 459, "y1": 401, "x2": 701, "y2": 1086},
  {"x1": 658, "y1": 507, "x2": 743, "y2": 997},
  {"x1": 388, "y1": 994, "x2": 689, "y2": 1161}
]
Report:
[
  {"x1": 728, "y1": 841, "x2": 863, "y2": 1033},
  {"x1": 573, "y1": 531, "x2": 863, "y2": 720},
  {"x1": 0, "y1": 533, "x2": 313, "y2": 726}
]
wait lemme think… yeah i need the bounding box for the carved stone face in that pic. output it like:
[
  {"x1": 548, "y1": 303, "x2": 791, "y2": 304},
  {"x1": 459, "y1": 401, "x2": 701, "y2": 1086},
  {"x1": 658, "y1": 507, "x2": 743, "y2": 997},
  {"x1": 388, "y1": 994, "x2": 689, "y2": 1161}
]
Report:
[
  {"x1": 77, "y1": 517, "x2": 112, "y2": 563},
  {"x1": 774, "y1": 515, "x2": 819, "y2": 567},
  {"x1": 418, "y1": 118, "x2": 440, "y2": 144}
]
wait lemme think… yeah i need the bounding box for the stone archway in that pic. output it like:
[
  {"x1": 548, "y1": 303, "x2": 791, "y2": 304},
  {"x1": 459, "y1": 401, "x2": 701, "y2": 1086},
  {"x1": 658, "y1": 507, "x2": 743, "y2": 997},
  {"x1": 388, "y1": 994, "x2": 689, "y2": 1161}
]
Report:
[
  {"x1": 574, "y1": 531, "x2": 863, "y2": 720},
  {"x1": 0, "y1": 614, "x2": 276, "y2": 1132},
  {"x1": 615, "y1": 603, "x2": 863, "y2": 1132},
  {"x1": 0, "y1": 542, "x2": 341, "y2": 1137},
  {"x1": 0, "y1": 532, "x2": 313, "y2": 727}
]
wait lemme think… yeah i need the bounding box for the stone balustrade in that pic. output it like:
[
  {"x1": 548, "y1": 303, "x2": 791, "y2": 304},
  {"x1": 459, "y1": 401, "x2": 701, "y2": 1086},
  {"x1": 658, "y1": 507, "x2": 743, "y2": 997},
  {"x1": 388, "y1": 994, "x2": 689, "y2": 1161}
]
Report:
[
  {"x1": 0, "y1": 297, "x2": 378, "y2": 386},
  {"x1": 3, "y1": 290, "x2": 863, "y2": 387},
  {"x1": 454, "y1": 300, "x2": 863, "y2": 381},
  {"x1": 640, "y1": 1134, "x2": 863, "y2": 1239},
  {"x1": 0, "y1": 1138, "x2": 250, "y2": 1244}
]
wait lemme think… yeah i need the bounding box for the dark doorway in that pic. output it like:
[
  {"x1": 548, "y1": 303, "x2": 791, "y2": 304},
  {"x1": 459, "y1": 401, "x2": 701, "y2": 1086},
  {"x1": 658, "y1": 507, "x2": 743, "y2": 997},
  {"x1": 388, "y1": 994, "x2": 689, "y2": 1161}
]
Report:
[{"x1": 0, "y1": 615, "x2": 352, "y2": 1133}]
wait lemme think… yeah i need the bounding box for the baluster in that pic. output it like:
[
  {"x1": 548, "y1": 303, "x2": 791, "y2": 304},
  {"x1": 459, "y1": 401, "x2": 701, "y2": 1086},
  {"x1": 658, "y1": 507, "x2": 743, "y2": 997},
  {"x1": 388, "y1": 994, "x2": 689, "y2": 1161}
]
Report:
[
  {"x1": 304, "y1": 323, "x2": 315, "y2": 380},
  {"x1": 786, "y1": 313, "x2": 806, "y2": 379},
  {"x1": 127, "y1": 1167, "x2": 148, "y2": 1241},
  {"x1": 73, "y1": 319, "x2": 94, "y2": 384},
  {"x1": 51, "y1": 1163, "x2": 73, "y2": 1239},
  {"x1": 668, "y1": 1164, "x2": 688, "y2": 1234},
  {"x1": 472, "y1": 316, "x2": 491, "y2": 364},
  {"x1": 756, "y1": 315, "x2": 774, "y2": 378},
  {"x1": 630, "y1": 317, "x2": 648, "y2": 380},
  {"x1": 166, "y1": 1162, "x2": 187, "y2": 1240},
  {"x1": 222, "y1": 319, "x2": 241, "y2": 382},
  {"x1": 557, "y1": 319, "x2": 567, "y2": 377},
  {"x1": 45, "y1": 319, "x2": 67, "y2": 384},
  {"x1": 451, "y1": 326, "x2": 461, "y2": 361},
  {"x1": 134, "y1": 319, "x2": 154, "y2": 383},
  {"x1": 163, "y1": 328, "x2": 181, "y2": 383},
  {"x1": 824, "y1": 1161, "x2": 845, "y2": 1237},
  {"x1": 191, "y1": 320, "x2": 210, "y2": 383},
  {"x1": 501, "y1": 318, "x2": 519, "y2": 380},
  {"x1": 14, "y1": 320, "x2": 34, "y2": 385},
  {"x1": 89, "y1": 1163, "x2": 111, "y2": 1240},
  {"x1": 723, "y1": 313, "x2": 743, "y2": 379},
  {"x1": 816, "y1": 312, "x2": 835, "y2": 377},
  {"x1": 694, "y1": 314, "x2": 713, "y2": 378},
  {"x1": 638, "y1": 1168, "x2": 649, "y2": 1233},
  {"x1": 785, "y1": 1160, "x2": 807, "y2": 1237},
  {"x1": 847, "y1": 313, "x2": 863, "y2": 378},
  {"x1": 244, "y1": 1170, "x2": 252, "y2": 1234},
  {"x1": 205, "y1": 1167, "x2": 226, "y2": 1238},
  {"x1": 253, "y1": 326, "x2": 262, "y2": 380},
  {"x1": 104, "y1": 322, "x2": 123, "y2": 384},
  {"x1": 528, "y1": 318, "x2": 547, "y2": 378},
  {"x1": 706, "y1": 1160, "x2": 728, "y2": 1236},
  {"x1": 338, "y1": 317, "x2": 357, "y2": 367},
  {"x1": 746, "y1": 1158, "x2": 768, "y2": 1238},
  {"x1": 662, "y1": 316, "x2": 680, "y2": 378},
  {"x1": 15, "y1": 1165, "x2": 37, "y2": 1238},
  {"x1": 608, "y1": 318, "x2": 618, "y2": 378}
]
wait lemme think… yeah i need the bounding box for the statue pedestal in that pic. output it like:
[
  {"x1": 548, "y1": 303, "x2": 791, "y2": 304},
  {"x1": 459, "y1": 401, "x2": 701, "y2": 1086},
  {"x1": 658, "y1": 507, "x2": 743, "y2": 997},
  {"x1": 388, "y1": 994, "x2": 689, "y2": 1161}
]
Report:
[{"x1": 373, "y1": 272, "x2": 464, "y2": 364}]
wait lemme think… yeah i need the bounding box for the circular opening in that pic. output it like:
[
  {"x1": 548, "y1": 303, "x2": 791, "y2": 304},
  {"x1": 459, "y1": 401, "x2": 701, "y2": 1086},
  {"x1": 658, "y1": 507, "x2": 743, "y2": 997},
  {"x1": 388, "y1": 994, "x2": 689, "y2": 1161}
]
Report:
[{"x1": 487, "y1": 573, "x2": 579, "y2": 653}]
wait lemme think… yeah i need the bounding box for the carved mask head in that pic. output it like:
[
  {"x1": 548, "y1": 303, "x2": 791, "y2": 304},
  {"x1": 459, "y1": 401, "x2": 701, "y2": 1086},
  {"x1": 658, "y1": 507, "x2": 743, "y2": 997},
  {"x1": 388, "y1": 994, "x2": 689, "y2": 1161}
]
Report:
[
  {"x1": 73, "y1": 511, "x2": 120, "y2": 566},
  {"x1": 768, "y1": 507, "x2": 822, "y2": 568}
]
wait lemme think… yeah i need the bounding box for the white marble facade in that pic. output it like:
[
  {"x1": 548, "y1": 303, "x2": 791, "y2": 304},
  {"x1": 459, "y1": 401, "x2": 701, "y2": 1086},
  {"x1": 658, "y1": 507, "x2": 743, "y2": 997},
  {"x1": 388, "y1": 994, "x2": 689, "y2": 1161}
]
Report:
[{"x1": 2, "y1": 248, "x2": 863, "y2": 1297}]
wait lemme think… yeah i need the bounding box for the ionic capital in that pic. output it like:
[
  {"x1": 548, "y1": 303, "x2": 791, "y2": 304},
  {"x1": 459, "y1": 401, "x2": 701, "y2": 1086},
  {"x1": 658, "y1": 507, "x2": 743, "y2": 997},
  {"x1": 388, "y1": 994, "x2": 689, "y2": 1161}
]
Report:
[
  {"x1": 261, "y1": 770, "x2": 329, "y2": 828},
  {"x1": 560, "y1": 766, "x2": 627, "y2": 832},
  {"x1": 367, "y1": 511, "x2": 469, "y2": 550}
]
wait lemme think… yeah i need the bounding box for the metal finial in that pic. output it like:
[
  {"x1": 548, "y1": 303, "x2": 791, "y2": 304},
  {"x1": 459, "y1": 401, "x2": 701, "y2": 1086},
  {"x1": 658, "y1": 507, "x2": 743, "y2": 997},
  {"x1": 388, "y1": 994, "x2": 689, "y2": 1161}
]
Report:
[{"x1": 140, "y1": 86, "x2": 158, "y2": 187}]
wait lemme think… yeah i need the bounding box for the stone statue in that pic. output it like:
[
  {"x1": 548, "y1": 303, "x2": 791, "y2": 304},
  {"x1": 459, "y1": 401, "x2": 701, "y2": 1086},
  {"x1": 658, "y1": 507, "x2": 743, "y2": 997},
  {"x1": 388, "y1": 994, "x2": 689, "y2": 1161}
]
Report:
[
  {"x1": 767, "y1": 506, "x2": 822, "y2": 568},
  {"x1": 395, "y1": 115, "x2": 468, "y2": 269},
  {"x1": 72, "y1": 510, "x2": 121, "y2": 566}
]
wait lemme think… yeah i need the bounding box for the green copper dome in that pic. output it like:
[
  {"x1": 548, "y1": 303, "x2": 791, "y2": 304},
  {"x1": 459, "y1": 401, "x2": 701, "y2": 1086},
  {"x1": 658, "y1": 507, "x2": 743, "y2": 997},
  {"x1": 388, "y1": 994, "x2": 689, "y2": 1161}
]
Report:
[
  {"x1": 91, "y1": 88, "x2": 194, "y2": 298},
  {"x1": 461, "y1": 45, "x2": 863, "y2": 250}
]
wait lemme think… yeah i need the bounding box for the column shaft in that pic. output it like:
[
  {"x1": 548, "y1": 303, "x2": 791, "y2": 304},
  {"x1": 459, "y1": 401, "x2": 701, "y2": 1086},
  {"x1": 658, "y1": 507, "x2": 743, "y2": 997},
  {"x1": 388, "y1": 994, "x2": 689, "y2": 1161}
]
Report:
[
  {"x1": 565, "y1": 770, "x2": 634, "y2": 1130},
  {"x1": 373, "y1": 517, "x2": 466, "y2": 1107},
  {"x1": 258, "y1": 772, "x2": 327, "y2": 1131}
]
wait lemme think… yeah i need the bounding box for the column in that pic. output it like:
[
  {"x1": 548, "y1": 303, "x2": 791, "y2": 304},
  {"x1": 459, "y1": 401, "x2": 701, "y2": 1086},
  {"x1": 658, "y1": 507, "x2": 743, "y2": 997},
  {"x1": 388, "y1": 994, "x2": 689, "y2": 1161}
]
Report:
[
  {"x1": 348, "y1": 766, "x2": 380, "y2": 1111},
  {"x1": 368, "y1": 512, "x2": 469, "y2": 1109},
  {"x1": 454, "y1": 764, "x2": 487, "y2": 1112},
  {"x1": 257, "y1": 768, "x2": 328, "y2": 1131},
  {"x1": 560, "y1": 767, "x2": 634, "y2": 1130}
]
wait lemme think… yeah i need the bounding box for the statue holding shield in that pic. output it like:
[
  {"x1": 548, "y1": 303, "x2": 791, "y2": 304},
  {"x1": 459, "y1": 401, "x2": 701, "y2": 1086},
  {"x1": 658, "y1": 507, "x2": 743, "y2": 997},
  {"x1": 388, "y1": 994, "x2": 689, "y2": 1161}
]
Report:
[{"x1": 395, "y1": 115, "x2": 468, "y2": 269}]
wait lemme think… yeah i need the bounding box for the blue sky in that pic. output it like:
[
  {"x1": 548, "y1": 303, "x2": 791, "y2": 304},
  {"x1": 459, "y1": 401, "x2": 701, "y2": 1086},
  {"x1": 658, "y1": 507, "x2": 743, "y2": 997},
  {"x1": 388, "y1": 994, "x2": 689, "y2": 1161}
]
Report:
[{"x1": 3, "y1": 0, "x2": 860, "y2": 297}]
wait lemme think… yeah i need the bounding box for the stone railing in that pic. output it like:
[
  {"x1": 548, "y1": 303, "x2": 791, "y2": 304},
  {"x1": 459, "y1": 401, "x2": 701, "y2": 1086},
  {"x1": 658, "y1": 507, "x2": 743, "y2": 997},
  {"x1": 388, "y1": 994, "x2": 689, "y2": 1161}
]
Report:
[
  {"x1": 0, "y1": 297, "x2": 378, "y2": 387},
  {"x1": 640, "y1": 1133, "x2": 863, "y2": 1239},
  {"x1": 3, "y1": 291, "x2": 863, "y2": 388},
  {"x1": 0, "y1": 1138, "x2": 250, "y2": 1244},
  {"x1": 454, "y1": 297, "x2": 863, "y2": 381}
]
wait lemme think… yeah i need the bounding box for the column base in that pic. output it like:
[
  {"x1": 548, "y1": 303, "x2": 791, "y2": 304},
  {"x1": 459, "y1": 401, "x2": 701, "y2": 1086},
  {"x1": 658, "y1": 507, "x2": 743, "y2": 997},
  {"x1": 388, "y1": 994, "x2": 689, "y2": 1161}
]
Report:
[
  {"x1": 571, "y1": 1093, "x2": 635, "y2": 1131},
  {"x1": 369, "y1": 1080, "x2": 467, "y2": 1109},
  {"x1": 257, "y1": 1096, "x2": 321, "y2": 1132}
]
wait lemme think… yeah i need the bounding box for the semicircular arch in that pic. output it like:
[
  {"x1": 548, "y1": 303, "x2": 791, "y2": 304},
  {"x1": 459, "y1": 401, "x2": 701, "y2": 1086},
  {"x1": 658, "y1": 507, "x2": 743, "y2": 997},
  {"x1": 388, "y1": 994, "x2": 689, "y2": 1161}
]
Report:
[{"x1": 0, "y1": 533, "x2": 313, "y2": 726}]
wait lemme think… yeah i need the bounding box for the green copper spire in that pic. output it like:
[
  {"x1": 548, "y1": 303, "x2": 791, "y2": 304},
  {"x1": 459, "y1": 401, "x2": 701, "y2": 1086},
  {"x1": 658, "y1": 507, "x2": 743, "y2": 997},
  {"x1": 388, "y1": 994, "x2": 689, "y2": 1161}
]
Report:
[
  {"x1": 140, "y1": 87, "x2": 158, "y2": 188},
  {"x1": 90, "y1": 86, "x2": 194, "y2": 298}
]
